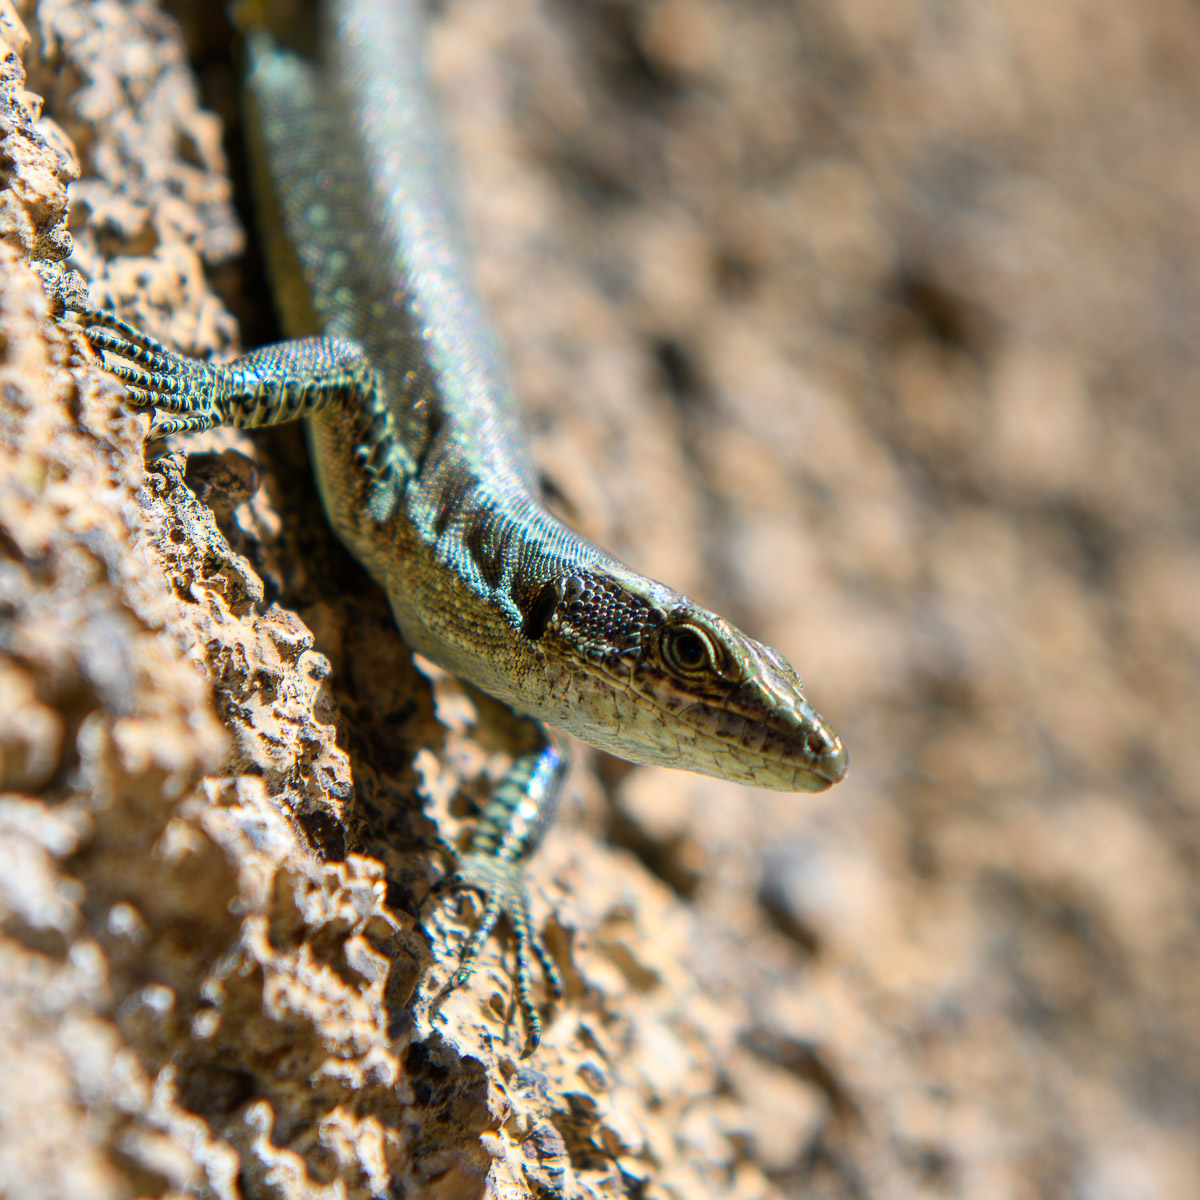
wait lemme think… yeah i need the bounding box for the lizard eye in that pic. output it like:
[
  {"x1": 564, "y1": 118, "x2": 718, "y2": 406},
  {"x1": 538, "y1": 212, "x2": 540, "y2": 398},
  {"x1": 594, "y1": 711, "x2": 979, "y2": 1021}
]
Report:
[{"x1": 659, "y1": 624, "x2": 716, "y2": 675}]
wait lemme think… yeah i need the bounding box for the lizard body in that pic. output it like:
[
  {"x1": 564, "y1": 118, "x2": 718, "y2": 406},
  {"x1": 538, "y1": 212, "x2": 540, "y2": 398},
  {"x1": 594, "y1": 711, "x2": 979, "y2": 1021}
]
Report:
[{"x1": 71, "y1": 0, "x2": 847, "y2": 1051}]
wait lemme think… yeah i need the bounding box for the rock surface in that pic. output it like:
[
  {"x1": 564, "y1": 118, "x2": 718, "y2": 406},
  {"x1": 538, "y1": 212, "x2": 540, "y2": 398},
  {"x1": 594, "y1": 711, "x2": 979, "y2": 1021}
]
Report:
[{"x1": 2, "y1": 0, "x2": 1198, "y2": 1197}]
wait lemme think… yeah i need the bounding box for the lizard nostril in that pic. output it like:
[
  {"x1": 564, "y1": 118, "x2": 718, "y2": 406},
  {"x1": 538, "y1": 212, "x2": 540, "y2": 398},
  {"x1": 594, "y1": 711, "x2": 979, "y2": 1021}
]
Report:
[{"x1": 804, "y1": 728, "x2": 832, "y2": 757}]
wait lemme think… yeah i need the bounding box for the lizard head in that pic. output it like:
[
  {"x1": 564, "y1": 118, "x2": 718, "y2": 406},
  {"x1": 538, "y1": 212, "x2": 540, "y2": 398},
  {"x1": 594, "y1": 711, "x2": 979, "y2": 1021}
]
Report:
[{"x1": 523, "y1": 564, "x2": 848, "y2": 793}]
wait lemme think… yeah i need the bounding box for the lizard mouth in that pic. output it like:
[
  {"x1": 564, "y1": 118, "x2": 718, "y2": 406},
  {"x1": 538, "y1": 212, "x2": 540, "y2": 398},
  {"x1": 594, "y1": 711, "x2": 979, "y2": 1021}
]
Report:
[
  {"x1": 659, "y1": 699, "x2": 850, "y2": 792},
  {"x1": 748, "y1": 746, "x2": 847, "y2": 792}
]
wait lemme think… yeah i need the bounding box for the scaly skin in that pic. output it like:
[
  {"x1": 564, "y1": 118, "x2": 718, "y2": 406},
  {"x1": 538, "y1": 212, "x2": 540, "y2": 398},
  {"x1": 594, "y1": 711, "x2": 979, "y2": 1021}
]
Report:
[{"x1": 65, "y1": 0, "x2": 847, "y2": 1054}]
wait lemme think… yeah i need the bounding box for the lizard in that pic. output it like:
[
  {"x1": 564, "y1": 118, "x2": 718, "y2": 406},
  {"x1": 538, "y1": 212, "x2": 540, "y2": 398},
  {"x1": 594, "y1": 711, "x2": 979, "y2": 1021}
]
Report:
[{"x1": 63, "y1": 0, "x2": 848, "y2": 1054}]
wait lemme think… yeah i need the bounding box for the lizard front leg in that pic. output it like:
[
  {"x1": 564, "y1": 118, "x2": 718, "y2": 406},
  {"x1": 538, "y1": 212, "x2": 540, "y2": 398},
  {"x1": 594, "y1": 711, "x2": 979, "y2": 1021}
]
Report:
[
  {"x1": 425, "y1": 726, "x2": 569, "y2": 1056},
  {"x1": 69, "y1": 306, "x2": 412, "y2": 488}
]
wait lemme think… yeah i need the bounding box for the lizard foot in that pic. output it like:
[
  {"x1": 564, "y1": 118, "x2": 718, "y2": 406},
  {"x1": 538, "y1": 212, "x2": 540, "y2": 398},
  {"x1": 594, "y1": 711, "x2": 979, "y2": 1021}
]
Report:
[
  {"x1": 70, "y1": 307, "x2": 233, "y2": 437},
  {"x1": 425, "y1": 850, "x2": 565, "y2": 1057}
]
